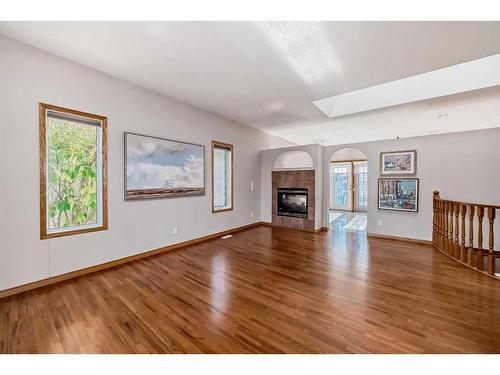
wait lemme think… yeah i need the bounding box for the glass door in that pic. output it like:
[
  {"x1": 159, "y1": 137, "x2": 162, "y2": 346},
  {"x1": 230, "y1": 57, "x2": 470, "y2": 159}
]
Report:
[
  {"x1": 330, "y1": 162, "x2": 352, "y2": 211},
  {"x1": 354, "y1": 161, "x2": 368, "y2": 212}
]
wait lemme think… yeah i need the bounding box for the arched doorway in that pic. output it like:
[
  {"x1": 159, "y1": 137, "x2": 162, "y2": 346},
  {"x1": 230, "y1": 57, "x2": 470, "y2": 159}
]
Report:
[{"x1": 328, "y1": 148, "x2": 368, "y2": 234}]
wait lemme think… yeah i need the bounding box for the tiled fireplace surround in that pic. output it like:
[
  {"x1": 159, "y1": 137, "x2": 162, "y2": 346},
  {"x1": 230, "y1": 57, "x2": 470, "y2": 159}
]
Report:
[{"x1": 272, "y1": 170, "x2": 315, "y2": 232}]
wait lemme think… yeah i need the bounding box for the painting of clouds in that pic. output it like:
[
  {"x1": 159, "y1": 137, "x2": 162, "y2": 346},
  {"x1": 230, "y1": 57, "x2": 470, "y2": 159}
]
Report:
[{"x1": 125, "y1": 133, "x2": 205, "y2": 200}]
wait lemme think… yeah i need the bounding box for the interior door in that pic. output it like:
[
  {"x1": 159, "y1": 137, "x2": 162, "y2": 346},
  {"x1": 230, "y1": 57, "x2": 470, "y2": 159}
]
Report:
[
  {"x1": 330, "y1": 162, "x2": 352, "y2": 211},
  {"x1": 353, "y1": 161, "x2": 368, "y2": 212}
]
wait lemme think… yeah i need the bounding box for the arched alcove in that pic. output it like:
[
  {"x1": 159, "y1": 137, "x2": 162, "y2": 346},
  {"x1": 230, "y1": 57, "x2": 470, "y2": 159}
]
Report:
[
  {"x1": 273, "y1": 150, "x2": 314, "y2": 169},
  {"x1": 330, "y1": 147, "x2": 366, "y2": 161},
  {"x1": 327, "y1": 147, "x2": 368, "y2": 233}
]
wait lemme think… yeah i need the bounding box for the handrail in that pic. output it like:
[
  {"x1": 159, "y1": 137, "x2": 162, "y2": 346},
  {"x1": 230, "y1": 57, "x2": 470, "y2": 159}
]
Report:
[
  {"x1": 434, "y1": 197, "x2": 500, "y2": 211},
  {"x1": 433, "y1": 191, "x2": 499, "y2": 280}
]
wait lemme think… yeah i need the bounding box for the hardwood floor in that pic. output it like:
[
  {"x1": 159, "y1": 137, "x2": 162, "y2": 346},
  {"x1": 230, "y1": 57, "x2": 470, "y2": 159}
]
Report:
[{"x1": 1, "y1": 226, "x2": 499, "y2": 353}]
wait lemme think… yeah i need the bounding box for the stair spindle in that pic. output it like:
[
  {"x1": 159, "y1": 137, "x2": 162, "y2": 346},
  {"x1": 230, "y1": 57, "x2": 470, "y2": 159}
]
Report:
[
  {"x1": 460, "y1": 204, "x2": 467, "y2": 262},
  {"x1": 449, "y1": 202, "x2": 454, "y2": 255},
  {"x1": 444, "y1": 202, "x2": 449, "y2": 254},
  {"x1": 432, "y1": 193, "x2": 437, "y2": 246},
  {"x1": 442, "y1": 200, "x2": 447, "y2": 249},
  {"x1": 487, "y1": 208, "x2": 496, "y2": 276},
  {"x1": 454, "y1": 204, "x2": 460, "y2": 259},
  {"x1": 430, "y1": 193, "x2": 499, "y2": 280},
  {"x1": 439, "y1": 200, "x2": 444, "y2": 247},
  {"x1": 468, "y1": 205, "x2": 475, "y2": 267},
  {"x1": 477, "y1": 207, "x2": 484, "y2": 271},
  {"x1": 437, "y1": 200, "x2": 442, "y2": 248}
]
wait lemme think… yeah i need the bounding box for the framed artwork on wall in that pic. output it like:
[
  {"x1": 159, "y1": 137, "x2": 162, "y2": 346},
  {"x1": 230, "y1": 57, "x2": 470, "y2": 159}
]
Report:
[
  {"x1": 380, "y1": 150, "x2": 416, "y2": 175},
  {"x1": 124, "y1": 132, "x2": 205, "y2": 200},
  {"x1": 378, "y1": 178, "x2": 419, "y2": 212}
]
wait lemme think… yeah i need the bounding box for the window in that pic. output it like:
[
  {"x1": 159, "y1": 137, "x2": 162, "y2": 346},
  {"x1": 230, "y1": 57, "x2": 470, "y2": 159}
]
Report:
[
  {"x1": 39, "y1": 103, "x2": 108, "y2": 239},
  {"x1": 212, "y1": 141, "x2": 233, "y2": 213},
  {"x1": 354, "y1": 161, "x2": 368, "y2": 209}
]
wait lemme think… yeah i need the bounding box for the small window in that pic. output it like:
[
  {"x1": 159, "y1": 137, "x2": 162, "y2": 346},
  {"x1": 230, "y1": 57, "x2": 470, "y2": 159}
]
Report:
[
  {"x1": 212, "y1": 141, "x2": 233, "y2": 213},
  {"x1": 333, "y1": 166, "x2": 347, "y2": 174},
  {"x1": 39, "y1": 103, "x2": 108, "y2": 239}
]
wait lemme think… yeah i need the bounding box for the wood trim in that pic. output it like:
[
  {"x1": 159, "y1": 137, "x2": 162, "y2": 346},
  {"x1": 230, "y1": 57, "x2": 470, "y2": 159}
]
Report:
[
  {"x1": 329, "y1": 159, "x2": 367, "y2": 163},
  {"x1": 367, "y1": 232, "x2": 432, "y2": 246},
  {"x1": 211, "y1": 140, "x2": 234, "y2": 214},
  {"x1": 330, "y1": 159, "x2": 367, "y2": 212},
  {"x1": 0, "y1": 221, "x2": 266, "y2": 300},
  {"x1": 434, "y1": 196, "x2": 500, "y2": 210},
  {"x1": 39, "y1": 104, "x2": 47, "y2": 239},
  {"x1": 39, "y1": 103, "x2": 108, "y2": 239},
  {"x1": 432, "y1": 191, "x2": 499, "y2": 280},
  {"x1": 432, "y1": 245, "x2": 500, "y2": 281}
]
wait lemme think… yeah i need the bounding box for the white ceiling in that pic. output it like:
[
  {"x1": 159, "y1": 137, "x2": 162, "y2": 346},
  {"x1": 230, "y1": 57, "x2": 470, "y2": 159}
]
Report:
[{"x1": 1, "y1": 21, "x2": 499, "y2": 145}]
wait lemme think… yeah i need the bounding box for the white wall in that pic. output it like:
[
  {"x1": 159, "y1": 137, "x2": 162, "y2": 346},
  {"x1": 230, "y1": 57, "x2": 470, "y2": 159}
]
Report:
[
  {"x1": 330, "y1": 148, "x2": 366, "y2": 161},
  {"x1": 323, "y1": 128, "x2": 500, "y2": 241},
  {"x1": 261, "y1": 144, "x2": 323, "y2": 229},
  {"x1": 274, "y1": 151, "x2": 314, "y2": 169},
  {"x1": 0, "y1": 36, "x2": 293, "y2": 291}
]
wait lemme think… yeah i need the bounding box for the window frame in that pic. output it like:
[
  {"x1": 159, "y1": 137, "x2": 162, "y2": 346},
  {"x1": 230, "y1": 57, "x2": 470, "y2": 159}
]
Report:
[
  {"x1": 211, "y1": 140, "x2": 234, "y2": 213},
  {"x1": 39, "y1": 103, "x2": 108, "y2": 239}
]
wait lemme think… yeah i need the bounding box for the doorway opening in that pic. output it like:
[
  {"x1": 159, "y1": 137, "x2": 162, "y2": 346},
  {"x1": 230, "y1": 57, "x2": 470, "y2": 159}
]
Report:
[{"x1": 328, "y1": 148, "x2": 368, "y2": 234}]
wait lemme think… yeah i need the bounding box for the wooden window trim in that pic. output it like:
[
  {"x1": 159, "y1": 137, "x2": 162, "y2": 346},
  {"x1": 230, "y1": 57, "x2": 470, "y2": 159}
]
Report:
[
  {"x1": 330, "y1": 160, "x2": 367, "y2": 212},
  {"x1": 39, "y1": 103, "x2": 108, "y2": 239},
  {"x1": 211, "y1": 140, "x2": 234, "y2": 213}
]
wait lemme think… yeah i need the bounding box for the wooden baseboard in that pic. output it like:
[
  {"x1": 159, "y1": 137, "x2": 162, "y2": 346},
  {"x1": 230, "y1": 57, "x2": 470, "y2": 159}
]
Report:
[
  {"x1": 0, "y1": 221, "x2": 265, "y2": 300},
  {"x1": 367, "y1": 232, "x2": 432, "y2": 246}
]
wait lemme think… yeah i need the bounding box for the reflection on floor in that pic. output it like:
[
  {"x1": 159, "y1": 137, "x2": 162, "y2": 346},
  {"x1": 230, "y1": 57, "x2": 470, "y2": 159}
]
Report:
[
  {"x1": 329, "y1": 210, "x2": 367, "y2": 232},
  {"x1": 328, "y1": 210, "x2": 367, "y2": 254}
]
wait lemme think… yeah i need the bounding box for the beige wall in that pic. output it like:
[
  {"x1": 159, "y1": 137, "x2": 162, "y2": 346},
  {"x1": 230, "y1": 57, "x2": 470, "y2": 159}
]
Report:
[
  {"x1": 0, "y1": 36, "x2": 293, "y2": 291},
  {"x1": 262, "y1": 127, "x2": 500, "y2": 242},
  {"x1": 323, "y1": 128, "x2": 500, "y2": 241}
]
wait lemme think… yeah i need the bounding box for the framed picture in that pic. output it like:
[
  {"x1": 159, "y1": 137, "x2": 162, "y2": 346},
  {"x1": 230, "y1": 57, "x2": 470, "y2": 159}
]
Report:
[
  {"x1": 124, "y1": 132, "x2": 205, "y2": 200},
  {"x1": 380, "y1": 150, "x2": 416, "y2": 175},
  {"x1": 378, "y1": 178, "x2": 419, "y2": 212}
]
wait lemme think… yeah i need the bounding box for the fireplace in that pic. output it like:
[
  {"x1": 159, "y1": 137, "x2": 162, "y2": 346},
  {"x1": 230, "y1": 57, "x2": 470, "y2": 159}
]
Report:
[
  {"x1": 277, "y1": 188, "x2": 308, "y2": 218},
  {"x1": 272, "y1": 171, "x2": 315, "y2": 231}
]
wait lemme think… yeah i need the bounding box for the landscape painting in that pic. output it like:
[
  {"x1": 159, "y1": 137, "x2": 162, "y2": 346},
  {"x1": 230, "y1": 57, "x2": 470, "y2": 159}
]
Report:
[
  {"x1": 378, "y1": 178, "x2": 418, "y2": 212},
  {"x1": 380, "y1": 150, "x2": 416, "y2": 175},
  {"x1": 125, "y1": 132, "x2": 205, "y2": 200}
]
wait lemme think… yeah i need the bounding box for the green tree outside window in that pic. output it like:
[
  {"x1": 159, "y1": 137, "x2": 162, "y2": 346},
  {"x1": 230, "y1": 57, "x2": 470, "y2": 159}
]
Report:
[{"x1": 47, "y1": 117, "x2": 98, "y2": 230}]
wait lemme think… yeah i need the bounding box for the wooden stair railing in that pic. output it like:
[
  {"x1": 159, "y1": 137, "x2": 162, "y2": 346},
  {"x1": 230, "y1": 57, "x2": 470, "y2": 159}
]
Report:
[{"x1": 433, "y1": 191, "x2": 500, "y2": 279}]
